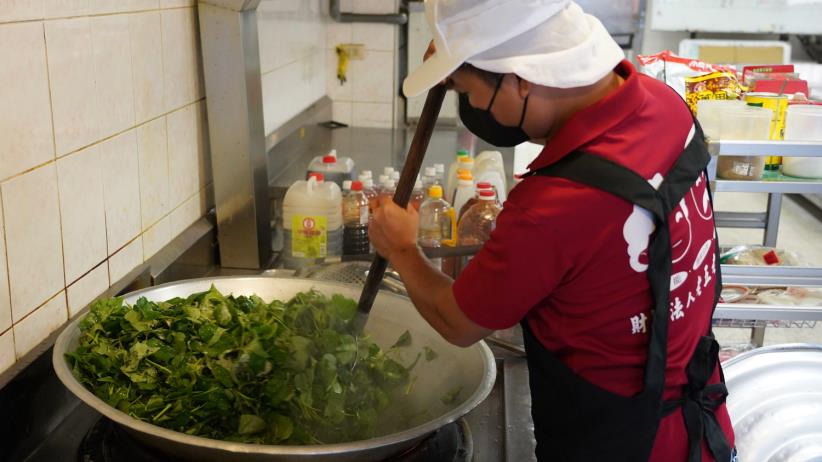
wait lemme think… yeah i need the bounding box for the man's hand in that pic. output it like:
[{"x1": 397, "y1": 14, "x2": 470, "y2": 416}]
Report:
[{"x1": 369, "y1": 197, "x2": 419, "y2": 262}]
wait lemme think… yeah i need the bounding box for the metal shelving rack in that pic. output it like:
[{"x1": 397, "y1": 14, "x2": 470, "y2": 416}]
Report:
[{"x1": 708, "y1": 139, "x2": 822, "y2": 346}]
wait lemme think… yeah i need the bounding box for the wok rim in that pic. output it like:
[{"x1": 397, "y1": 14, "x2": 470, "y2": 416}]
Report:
[{"x1": 52, "y1": 275, "x2": 497, "y2": 457}]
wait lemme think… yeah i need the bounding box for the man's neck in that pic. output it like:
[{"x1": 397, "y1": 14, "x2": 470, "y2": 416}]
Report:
[{"x1": 532, "y1": 71, "x2": 625, "y2": 144}]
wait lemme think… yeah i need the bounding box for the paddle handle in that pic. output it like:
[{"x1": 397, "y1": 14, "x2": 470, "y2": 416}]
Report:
[{"x1": 353, "y1": 84, "x2": 448, "y2": 333}]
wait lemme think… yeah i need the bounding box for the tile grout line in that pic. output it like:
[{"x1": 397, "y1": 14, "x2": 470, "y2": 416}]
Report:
[
  {"x1": 0, "y1": 98, "x2": 206, "y2": 186},
  {"x1": 0, "y1": 5, "x2": 198, "y2": 27},
  {"x1": 0, "y1": 190, "x2": 13, "y2": 336}
]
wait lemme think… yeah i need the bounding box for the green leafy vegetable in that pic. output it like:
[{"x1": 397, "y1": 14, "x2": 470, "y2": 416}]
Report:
[
  {"x1": 66, "y1": 287, "x2": 419, "y2": 445},
  {"x1": 423, "y1": 346, "x2": 438, "y2": 362}
]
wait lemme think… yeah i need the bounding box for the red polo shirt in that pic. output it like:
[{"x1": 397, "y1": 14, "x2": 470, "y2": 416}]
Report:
[{"x1": 453, "y1": 61, "x2": 734, "y2": 461}]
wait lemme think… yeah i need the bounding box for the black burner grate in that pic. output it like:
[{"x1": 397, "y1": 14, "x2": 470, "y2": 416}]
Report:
[{"x1": 78, "y1": 417, "x2": 472, "y2": 462}]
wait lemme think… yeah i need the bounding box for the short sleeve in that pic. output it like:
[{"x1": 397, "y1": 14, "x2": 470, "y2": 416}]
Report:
[{"x1": 452, "y1": 196, "x2": 573, "y2": 330}]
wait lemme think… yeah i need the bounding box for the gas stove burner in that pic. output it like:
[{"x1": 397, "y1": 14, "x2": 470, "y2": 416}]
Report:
[{"x1": 78, "y1": 417, "x2": 472, "y2": 462}]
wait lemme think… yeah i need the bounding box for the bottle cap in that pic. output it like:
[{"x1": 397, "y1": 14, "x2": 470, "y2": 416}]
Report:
[
  {"x1": 308, "y1": 172, "x2": 324, "y2": 182},
  {"x1": 434, "y1": 163, "x2": 445, "y2": 174},
  {"x1": 428, "y1": 185, "x2": 443, "y2": 199},
  {"x1": 392, "y1": 171, "x2": 400, "y2": 181},
  {"x1": 424, "y1": 166, "x2": 437, "y2": 177},
  {"x1": 360, "y1": 170, "x2": 373, "y2": 179},
  {"x1": 457, "y1": 149, "x2": 469, "y2": 157},
  {"x1": 476, "y1": 181, "x2": 492, "y2": 190},
  {"x1": 329, "y1": 149, "x2": 338, "y2": 158},
  {"x1": 457, "y1": 171, "x2": 473, "y2": 181},
  {"x1": 479, "y1": 190, "x2": 496, "y2": 199},
  {"x1": 385, "y1": 179, "x2": 396, "y2": 189},
  {"x1": 342, "y1": 180, "x2": 352, "y2": 191},
  {"x1": 322, "y1": 155, "x2": 336, "y2": 164},
  {"x1": 351, "y1": 180, "x2": 363, "y2": 192},
  {"x1": 384, "y1": 167, "x2": 395, "y2": 175},
  {"x1": 363, "y1": 179, "x2": 374, "y2": 188},
  {"x1": 415, "y1": 178, "x2": 423, "y2": 189},
  {"x1": 458, "y1": 156, "x2": 474, "y2": 165},
  {"x1": 378, "y1": 174, "x2": 389, "y2": 184}
]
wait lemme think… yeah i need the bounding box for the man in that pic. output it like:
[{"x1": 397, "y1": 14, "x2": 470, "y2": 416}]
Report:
[{"x1": 369, "y1": 0, "x2": 736, "y2": 461}]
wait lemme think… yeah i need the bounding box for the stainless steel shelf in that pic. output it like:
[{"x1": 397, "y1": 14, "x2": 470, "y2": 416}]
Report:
[
  {"x1": 721, "y1": 265, "x2": 822, "y2": 287},
  {"x1": 714, "y1": 303, "x2": 822, "y2": 322},
  {"x1": 713, "y1": 179, "x2": 822, "y2": 193},
  {"x1": 708, "y1": 139, "x2": 822, "y2": 157}
]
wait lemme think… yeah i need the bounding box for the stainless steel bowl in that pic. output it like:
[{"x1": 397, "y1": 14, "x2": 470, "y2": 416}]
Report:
[
  {"x1": 53, "y1": 276, "x2": 496, "y2": 461},
  {"x1": 724, "y1": 343, "x2": 822, "y2": 462}
]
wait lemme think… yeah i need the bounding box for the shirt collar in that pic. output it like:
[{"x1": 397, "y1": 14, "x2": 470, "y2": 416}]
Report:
[{"x1": 527, "y1": 60, "x2": 648, "y2": 172}]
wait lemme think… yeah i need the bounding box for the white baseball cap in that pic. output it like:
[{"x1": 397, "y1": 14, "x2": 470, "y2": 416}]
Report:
[{"x1": 403, "y1": 0, "x2": 625, "y2": 97}]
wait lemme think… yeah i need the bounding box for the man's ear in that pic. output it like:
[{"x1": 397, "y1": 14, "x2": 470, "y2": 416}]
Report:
[{"x1": 518, "y1": 78, "x2": 531, "y2": 99}]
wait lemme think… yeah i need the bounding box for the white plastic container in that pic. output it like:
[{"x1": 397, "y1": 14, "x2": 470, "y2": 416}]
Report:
[
  {"x1": 307, "y1": 152, "x2": 355, "y2": 187},
  {"x1": 716, "y1": 106, "x2": 772, "y2": 181},
  {"x1": 473, "y1": 150, "x2": 508, "y2": 203},
  {"x1": 447, "y1": 154, "x2": 475, "y2": 204},
  {"x1": 782, "y1": 105, "x2": 822, "y2": 179},
  {"x1": 282, "y1": 173, "x2": 343, "y2": 268},
  {"x1": 452, "y1": 172, "x2": 475, "y2": 219},
  {"x1": 696, "y1": 100, "x2": 747, "y2": 140}
]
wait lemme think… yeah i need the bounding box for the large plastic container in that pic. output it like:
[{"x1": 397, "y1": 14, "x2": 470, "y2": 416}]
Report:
[
  {"x1": 452, "y1": 171, "x2": 476, "y2": 219},
  {"x1": 716, "y1": 105, "x2": 772, "y2": 181},
  {"x1": 307, "y1": 151, "x2": 355, "y2": 187},
  {"x1": 282, "y1": 173, "x2": 343, "y2": 268},
  {"x1": 473, "y1": 150, "x2": 508, "y2": 203},
  {"x1": 783, "y1": 105, "x2": 822, "y2": 178},
  {"x1": 418, "y1": 185, "x2": 456, "y2": 270}
]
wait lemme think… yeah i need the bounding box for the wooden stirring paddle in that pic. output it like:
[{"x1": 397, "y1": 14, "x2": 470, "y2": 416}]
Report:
[{"x1": 351, "y1": 84, "x2": 447, "y2": 333}]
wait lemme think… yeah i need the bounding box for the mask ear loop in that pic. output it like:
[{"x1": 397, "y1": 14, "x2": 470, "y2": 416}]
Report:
[
  {"x1": 516, "y1": 76, "x2": 529, "y2": 128},
  {"x1": 486, "y1": 74, "x2": 505, "y2": 111}
]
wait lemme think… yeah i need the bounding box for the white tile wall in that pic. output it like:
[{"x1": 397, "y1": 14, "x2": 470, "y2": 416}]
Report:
[
  {"x1": 143, "y1": 215, "x2": 172, "y2": 260},
  {"x1": 12, "y1": 292, "x2": 67, "y2": 359},
  {"x1": 0, "y1": 4, "x2": 208, "y2": 377},
  {"x1": 0, "y1": 1, "x2": 44, "y2": 23},
  {"x1": 161, "y1": 7, "x2": 203, "y2": 111},
  {"x1": 100, "y1": 131, "x2": 142, "y2": 255},
  {"x1": 44, "y1": 0, "x2": 89, "y2": 19},
  {"x1": 258, "y1": 0, "x2": 326, "y2": 134},
  {"x1": 0, "y1": 208, "x2": 11, "y2": 334},
  {"x1": 324, "y1": 0, "x2": 398, "y2": 128},
  {"x1": 45, "y1": 18, "x2": 99, "y2": 156},
  {"x1": 66, "y1": 262, "x2": 109, "y2": 318},
  {"x1": 1, "y1": 164, "x2": 65, "y2": 323},
  {"x1": 137, "y1": 118, "x2": 170, "y2": 229},
  {"x1": 0, "y1": 23, "x2": 54, "y2": 182},
  {"x1": 56, "y1": 145, "x2": 107, "y2": 284},
  {"x1": 130, "y1": 11, "x2": 165, "y2": 124},
  {"x1": 91, "y1": 14, "x2": 136, "y2": 139}
]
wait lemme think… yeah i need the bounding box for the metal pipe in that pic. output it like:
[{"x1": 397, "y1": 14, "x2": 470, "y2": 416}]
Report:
[{"x1": 329, "y1": 0, "x2": 408, "y2": 25}]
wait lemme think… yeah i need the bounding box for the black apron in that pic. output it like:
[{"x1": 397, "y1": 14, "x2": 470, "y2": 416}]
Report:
[{"x1": 521, "y1": 121, "x2": 732, "y2": 462}]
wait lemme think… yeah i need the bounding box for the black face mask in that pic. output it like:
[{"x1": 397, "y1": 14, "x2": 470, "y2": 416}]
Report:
[{"x1": 458, "y1": 75, "x2": 530, "y2": 147}]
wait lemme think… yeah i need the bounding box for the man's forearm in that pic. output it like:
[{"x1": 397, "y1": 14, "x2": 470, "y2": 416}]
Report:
[{"x1": 388, "y1": 246, "x2": 490, "y2": 346}]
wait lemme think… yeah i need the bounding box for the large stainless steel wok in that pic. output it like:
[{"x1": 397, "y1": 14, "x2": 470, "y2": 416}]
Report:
[{"x1": 53, "y1": 276, "x2": 496, "y2": 461}]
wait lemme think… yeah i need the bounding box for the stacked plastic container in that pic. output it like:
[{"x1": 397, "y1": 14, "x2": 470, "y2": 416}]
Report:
[
  {"x1": 306, "y1": 150, "x2": 355, "y2": 187},
  {"x1": 282, "y1": 173, "x2": 343, "y2": 269},
  {"x1": 783, "y1": 105, "x2": 822, "y2": 178}
]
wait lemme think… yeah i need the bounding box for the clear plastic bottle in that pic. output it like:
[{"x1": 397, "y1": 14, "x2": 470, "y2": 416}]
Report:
[
  {"x1": 359, "y1": 176, "x2": 378, "y2": 218},
  {"x1": 458, "y1": 182, "x2": 494, "y2": 222},
  {"x1": 379, "y1": 178, "x2": 396, "y2": 201},
  {"x1": 410, "y1": 177, "x2": 425, "y2": 211},
  {"x1": 434, "y1": 163, "x2": 446, "y2": 186},
  {"x1": 342, "y1": 181, "x2": 370, "y2": 255},
  {"x1": 383, "y1": 167, "x2": 396, "y2": 178},
  {"x1": 418, "y1": 185, "x2": 456, "y2": 270},
  {"x1": 447, "y1": 156, "x2": 475, "y2": 203},
  {"x1": 457, "y1": 189, "x2": 502, "y2": 271},
  {"x1": 376, "y1": 174, "x2": 390, "y2": 195},
  {"x1": 446, "y1": 151, "x2": 470, "y2": 200}
]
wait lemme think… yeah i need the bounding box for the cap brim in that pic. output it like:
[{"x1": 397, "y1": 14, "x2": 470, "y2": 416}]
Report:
[{"x1": 402, "y1": 51, "x2": 465, "y2": 98}]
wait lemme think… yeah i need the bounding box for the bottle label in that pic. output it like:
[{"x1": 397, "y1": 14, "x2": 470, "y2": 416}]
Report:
[{"x1": 292, "y1": 215, "x2": 327, "y2": 258}]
